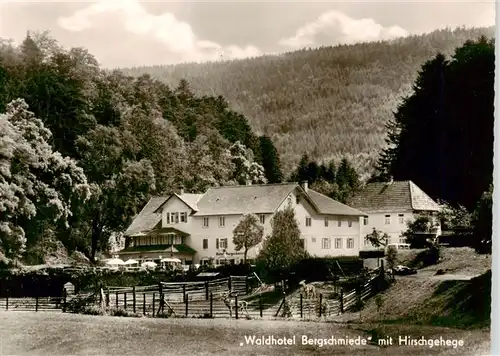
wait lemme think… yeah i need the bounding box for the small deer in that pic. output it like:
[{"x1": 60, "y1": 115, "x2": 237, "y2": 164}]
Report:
[
  {"x1": 221, "y1": 291, "x2": 249, "y2": 318},
  {"x1": 299, "y1": 280, "x2": 316, "y2": 299}
]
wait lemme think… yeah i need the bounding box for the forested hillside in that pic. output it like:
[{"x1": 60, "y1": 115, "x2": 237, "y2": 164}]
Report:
[
  {"x1": 0, "y1": 32, "x2": 280, "y2": 264},
  {"x1": 122, "y1": 26, "x2": 495, "y2": 178}
]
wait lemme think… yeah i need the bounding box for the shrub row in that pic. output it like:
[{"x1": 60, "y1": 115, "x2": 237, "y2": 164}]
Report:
[{"x1": 0, "y1": 263, "x2": 255, "y2": 297}]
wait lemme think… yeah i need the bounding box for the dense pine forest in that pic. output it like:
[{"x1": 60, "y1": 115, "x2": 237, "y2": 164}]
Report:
[{"x1": 122, "y1": 26, "x2": 495, "y2": 178}]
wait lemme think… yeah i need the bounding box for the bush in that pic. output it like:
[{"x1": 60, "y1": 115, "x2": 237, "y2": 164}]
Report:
[
  {"x1": 408, "y1": 246, "x2": 441, "y2": 268},
  {"x1": 109, "y1": 308, "x2": 142, "y2": 318},
  {"x1": 291, "y1": 257, "x2": 363, "y2": 283},
  {"x1": 81, "y1": 305, "x2": 106, "y2": 315},
  {"x1": 155, "y1": 311, "x2": 171, "y2": 318}
]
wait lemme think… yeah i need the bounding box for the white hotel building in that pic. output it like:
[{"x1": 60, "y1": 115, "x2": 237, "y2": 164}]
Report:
[{"x1": 118, "y1": 182, "x2": 368, "y2": 266}]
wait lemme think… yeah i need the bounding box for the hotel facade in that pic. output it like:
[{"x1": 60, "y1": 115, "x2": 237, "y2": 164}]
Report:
[{"x1": 119, "y1": 182, "x2": 368, "y2": 266}]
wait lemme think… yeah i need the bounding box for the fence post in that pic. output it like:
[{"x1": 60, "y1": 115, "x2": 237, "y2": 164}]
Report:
[
  {"x1": 132, "y1": 286, "x2": 135, "y2": 313},
  {"x1": 228, "y1": 277, "x2": 232, "y2": 292},
  {"x1": 152, "y1": 293, "x2": 156, "y2": 317},
  {"x1": 300, "y1": 293, "x2": 303, "y2": 318},
  {"x1": 143, "y1": 293, "x2": 146, "y2": 315},
  {"x1": 318, "y1": 293, "x2": 323, "y2": 317},
  {"x1": 340, "y1": 288, "x2": 344, "y2": 313},
  {"x1": 245, "y1": 276, "x2": 249, "y2": 295},
  {"x1": 185, "y1": 294, "x2": 189, "y2": 317},
  {"x1": 115, "y1": 292, "x2": 118, "y2": 308},
  {"x1": 106, "y1": 291, "x2": 110, "y2": 307},
  {"x1": 62, "y1": 288, "x2": 67, "y2": 312},
  {"x1": 124, "y1": 292, "x2": 127, "y2": 309},
  {"x1": 5, "y1": 296, "x2": 8, "y2": 311},
  {"x1": 182, "y1": 285, "x2": 186, "y2": 303},
  {"x1": 259, "y1": 294, "x2": 263, "y2": 318},
  {"x1": 205, "y1": 282, "x2": 209, "y2": 300},
  {"x1": 35, "y1": 296, "x2": 39, "y2": 312},
  {"x1": 235, "y1": 295, "x2": 239, "y2": 320},
  {"x1": 210, "y1": 293, "x2": 213, "y2": 318}
]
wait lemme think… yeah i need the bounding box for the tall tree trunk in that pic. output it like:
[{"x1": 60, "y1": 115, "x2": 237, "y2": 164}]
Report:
[
  {"x1": 243, "y1": 248, "x2": 248, "y2": 265},
  {"x1": 90, "y1": 214, "x2": 102, "y2": 264}
]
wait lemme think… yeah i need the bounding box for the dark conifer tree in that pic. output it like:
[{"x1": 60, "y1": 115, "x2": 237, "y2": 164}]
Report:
[
  {"x1": 258, "y1": 135, "x2": 283, "y2": 183},
  {"x1": 375, "y1": 37, "x2": 494, "y2": 210}
]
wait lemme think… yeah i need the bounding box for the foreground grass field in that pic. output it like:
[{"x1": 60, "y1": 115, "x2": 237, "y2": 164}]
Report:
[{"x1": 0, "y1": 311, "x2": 490, "y2": 356}]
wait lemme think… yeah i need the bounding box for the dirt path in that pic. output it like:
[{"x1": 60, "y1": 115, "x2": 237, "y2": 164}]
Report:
[{"x1": 399, "y1": 272, "x2": 481, "y2": 281}]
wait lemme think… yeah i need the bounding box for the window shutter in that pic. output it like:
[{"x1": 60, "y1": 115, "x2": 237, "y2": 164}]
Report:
[
  {"x1": 166, "y1": 213, "x2": 170, "y2": 224},
  {"x1": 216, "y1": 238, "x2": 219, "y2": 249}
]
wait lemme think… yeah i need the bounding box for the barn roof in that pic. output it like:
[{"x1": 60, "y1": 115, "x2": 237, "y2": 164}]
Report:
[{"x1": 347, "y1": 180, "x2": 440, "y2": 213}]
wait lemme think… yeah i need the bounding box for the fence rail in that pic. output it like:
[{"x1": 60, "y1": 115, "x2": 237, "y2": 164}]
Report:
[
  {"x1": 0, "y1": 297, "x2": 64, "y2": 312},
  {"x1": 0, "y1": 272, "x2": 388, "y2": 319}
]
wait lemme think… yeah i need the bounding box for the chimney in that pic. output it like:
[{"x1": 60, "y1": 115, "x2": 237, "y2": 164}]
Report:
[
  {"x1": 301, "y1": 180, "x2": 308, "y2": 192},
  {"x1": 246, "y1": 180, "x2": 252, "y2": 186},
  {"x1": 179, "y1": 185, "x2": 185, "y2": 195}
]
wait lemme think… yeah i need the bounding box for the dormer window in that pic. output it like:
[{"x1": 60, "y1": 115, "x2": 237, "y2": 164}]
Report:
[{"x1": 166, "y1": 212, "x2": 186, "y2": 224}]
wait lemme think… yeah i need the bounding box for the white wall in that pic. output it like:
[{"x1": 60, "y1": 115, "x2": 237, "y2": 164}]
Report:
[
  {"x1": 277, "y1": 189, "x2": 362, "y2": 258},
  {"x1": 187, "y1": 213, "x2": 270, "y2": 264},
  {"x1": 360, "y1": 210, "x2": 414, "y2": 249}
]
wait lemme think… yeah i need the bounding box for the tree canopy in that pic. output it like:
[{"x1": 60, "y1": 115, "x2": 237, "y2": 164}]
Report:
[
  {"x1": 121, "y1": 27, "x2": 494, "y2": 177},
  {"x1": 0, "y1": 32, "x2": 278, "y2": 263},
  {"x1": 375, "y1": 37, "x2": 494, "y2": 211},
  {"x1": 232, "y1": 213, "x2": 264, "y2": 264},
  {"x1": 257, "y1": 207, "x2": 307, "y2": 282}
]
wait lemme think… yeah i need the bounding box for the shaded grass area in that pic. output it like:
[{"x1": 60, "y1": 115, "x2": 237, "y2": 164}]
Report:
[
  {"x1": 0, "y1": 311, "x2": 489, "y2": 356},
  {"x1": 359, "y1": 270, "x2": 491, "y2": 330},
  {"x1": 396, "y1": 247, "x2": 491, "y2": 275},
  {"x1": 243, "y1": 290, "x2": 284, "y2": 307}
]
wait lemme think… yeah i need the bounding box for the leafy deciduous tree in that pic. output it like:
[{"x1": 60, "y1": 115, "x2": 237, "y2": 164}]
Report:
[
  {"x1": 232, "y1": 213, "x2": 264, "y2": 264},
  {"x1": 0, "y1": 99, "x2": 90, "y2": 259},
  {"x1": 257, "y1": 207, "x2": 307, "y2": 282}
]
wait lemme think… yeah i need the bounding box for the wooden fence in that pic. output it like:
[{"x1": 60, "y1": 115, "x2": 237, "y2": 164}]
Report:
[
  {"x1": 0, "y1": 296, "x2": 64, "y2": 312},
  {"x1": 0, "y1": 272, "x2": 388, "y2": 319}
]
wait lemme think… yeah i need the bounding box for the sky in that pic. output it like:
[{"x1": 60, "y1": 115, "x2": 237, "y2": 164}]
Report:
[{"x1": 0, "y1": 1, "x2": 495, "y2": 68}]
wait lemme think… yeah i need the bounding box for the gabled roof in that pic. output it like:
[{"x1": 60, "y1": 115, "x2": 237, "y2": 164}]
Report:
[
  {"x1": 178, "y1": 193, "x2": 204, "y2": 211},
  {"x1": 154, "y1": 193, "x2": 203, "y2": 213},
  {"x1": 125, "y1": 193, "x2": 203, "y2": 236},
  {"x1": 347, "y1": 180, "x2": 440, "y2": 213},
  {"x1": 193, "y1": 182, "x2": 366, "y2": 217},
  {"x1": 125, "y1": 197, "x2": 167, "y2": 236},
  {"x1": 307, "y1": 190, "x2": 368, "y2": 216},
  {"x1": 125, "y1": 182, "x2": 367, "y2": 235},
  {"x1": 193, "y1": 183, "x2": 299, "y2": 216}
]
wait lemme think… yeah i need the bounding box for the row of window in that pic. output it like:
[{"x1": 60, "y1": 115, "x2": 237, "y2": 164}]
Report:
[
  {"x1": 312, "y1": 217, "x2": 354, "y2": 228},
  {"x1": 165, "y1": 212, "x2": 188, "y2": 224},
  {"x1": 167, "y1": 213, "x2": 357, "y2": 228},
  {"x1": 201, "y1": 214, "x2": 266, "y2": 228},
  {"x1": 134, "y1": 234, "x2": 183, "y2": 246},
  {"x1": 200, "y1": 258, "x2": 256, "y2": 266},
  {"x1": 202, "y1": 238, "x2": 228, "y2": 250},
  {"x1": 319, "y1": 237, "x2": 355, "y2": 249},
  {"x1": 361, "y1": 214, "x2": 406, "y2": 226},
  {"x1": 386, "y1": 214, "x2": 405, "y2": 225}
]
